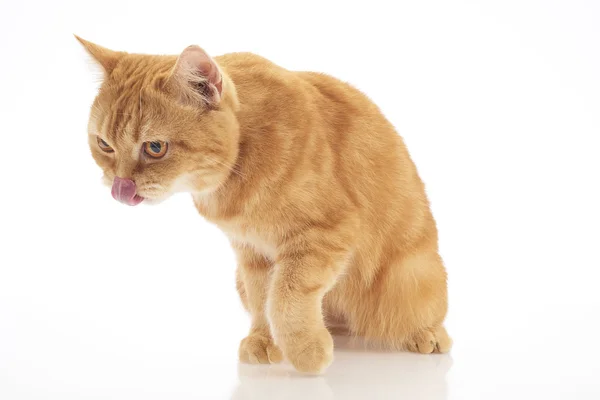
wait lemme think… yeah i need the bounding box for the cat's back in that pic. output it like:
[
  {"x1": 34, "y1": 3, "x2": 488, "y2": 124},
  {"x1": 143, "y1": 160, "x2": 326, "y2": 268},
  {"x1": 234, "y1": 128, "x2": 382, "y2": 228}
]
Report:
[
  {"x1": 217, "y1": 52, "x2": 420, "y2": 218},
  {"x1": 217, "y1": 52, "x2": 402, "y2": 151},
  {"x1": 217, "y1": 51, "x2": 416, "y2": 194},
  {"x1": 217, "y1": 52, "x2": 384, "y2": 115}
]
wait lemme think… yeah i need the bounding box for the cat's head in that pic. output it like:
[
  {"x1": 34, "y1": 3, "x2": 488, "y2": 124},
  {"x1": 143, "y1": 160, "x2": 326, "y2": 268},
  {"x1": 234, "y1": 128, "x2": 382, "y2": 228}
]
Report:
[{"x1": 77, "y1": 37, "x2": 239, "y2": 205}]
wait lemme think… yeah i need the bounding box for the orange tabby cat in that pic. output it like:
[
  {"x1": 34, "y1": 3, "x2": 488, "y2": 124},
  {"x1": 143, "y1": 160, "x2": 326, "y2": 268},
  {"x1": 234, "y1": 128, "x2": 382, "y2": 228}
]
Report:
[{"x1": 76, "y1": 36, "x2": 451, "y2": 374}]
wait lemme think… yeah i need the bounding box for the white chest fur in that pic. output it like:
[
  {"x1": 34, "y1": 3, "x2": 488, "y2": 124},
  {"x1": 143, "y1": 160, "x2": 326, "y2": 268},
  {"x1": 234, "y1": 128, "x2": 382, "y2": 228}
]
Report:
[
  {"x1": 220, "y1": 223, "x2": 278, "y2": 260},
  {"x1": 192, "y1": 192, "x2": 278, "y2": 260}
]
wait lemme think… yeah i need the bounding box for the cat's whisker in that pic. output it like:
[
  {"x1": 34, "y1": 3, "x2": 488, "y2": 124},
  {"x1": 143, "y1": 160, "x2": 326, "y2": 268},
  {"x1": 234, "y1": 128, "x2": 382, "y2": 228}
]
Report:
[{"x1": 203, "y1": 155, "x2": 247, "y2": 180}]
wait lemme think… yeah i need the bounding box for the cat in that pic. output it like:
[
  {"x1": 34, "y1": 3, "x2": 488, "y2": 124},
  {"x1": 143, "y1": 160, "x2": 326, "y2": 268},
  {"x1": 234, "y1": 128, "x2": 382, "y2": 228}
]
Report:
[{"x1": 76, "y1": 36, "x2": 451, "y2": 374}]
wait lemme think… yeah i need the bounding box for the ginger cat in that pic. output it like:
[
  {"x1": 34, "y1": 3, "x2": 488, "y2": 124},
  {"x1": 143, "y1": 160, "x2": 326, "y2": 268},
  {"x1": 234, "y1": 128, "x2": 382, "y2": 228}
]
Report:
[{"x1": 76, "y1": 37, "x2": 451, "y2": 374}]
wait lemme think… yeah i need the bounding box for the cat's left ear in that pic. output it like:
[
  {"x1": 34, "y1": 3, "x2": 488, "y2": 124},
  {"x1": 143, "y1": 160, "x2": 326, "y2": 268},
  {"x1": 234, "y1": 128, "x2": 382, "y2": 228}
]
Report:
[
  {"x1": 74, "y1": 35, "x2": 124, "y2": 75},
  {"x1": 167, "y1": 45, "x2": 223, "y2": 107}
]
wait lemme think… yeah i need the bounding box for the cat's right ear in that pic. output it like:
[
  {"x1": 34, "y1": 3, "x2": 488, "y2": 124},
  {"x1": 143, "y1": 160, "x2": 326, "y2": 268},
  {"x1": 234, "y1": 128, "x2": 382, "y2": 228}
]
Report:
[
  {"x1": 166, "y1": 45, "x2": 223, "y2": 108},
  {"x1": 74, "y1": 35, "x2": 123, "y2": 75}
]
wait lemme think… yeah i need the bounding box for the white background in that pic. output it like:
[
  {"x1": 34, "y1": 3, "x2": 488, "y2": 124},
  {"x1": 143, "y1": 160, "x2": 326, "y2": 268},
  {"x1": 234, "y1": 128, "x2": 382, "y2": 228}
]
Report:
[{"x1": 1, "y1": 0, "x2": 599, "y2": 399}]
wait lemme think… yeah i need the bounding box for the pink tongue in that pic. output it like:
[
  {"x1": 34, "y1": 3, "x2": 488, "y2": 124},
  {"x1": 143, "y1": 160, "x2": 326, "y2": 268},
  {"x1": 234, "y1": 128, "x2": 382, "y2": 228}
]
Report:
[{"x1": 111, "y1": 177, "x2": 144, "y2": 206}]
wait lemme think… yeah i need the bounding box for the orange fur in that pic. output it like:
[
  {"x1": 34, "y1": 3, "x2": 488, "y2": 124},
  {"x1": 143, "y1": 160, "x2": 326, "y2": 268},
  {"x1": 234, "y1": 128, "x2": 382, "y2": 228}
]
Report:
[{"x1": 77, "y1": 37, "x2": 451, "y2": 374}]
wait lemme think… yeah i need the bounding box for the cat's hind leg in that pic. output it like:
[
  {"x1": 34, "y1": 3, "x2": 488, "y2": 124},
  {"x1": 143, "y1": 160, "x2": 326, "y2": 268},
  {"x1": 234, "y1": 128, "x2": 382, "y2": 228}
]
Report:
[
  {"x1": 405, "y1": 325, "x2": 452, "y2": 354},
  {"x1": 346, "y1": 249, "x2": 452, "y2": 354}
]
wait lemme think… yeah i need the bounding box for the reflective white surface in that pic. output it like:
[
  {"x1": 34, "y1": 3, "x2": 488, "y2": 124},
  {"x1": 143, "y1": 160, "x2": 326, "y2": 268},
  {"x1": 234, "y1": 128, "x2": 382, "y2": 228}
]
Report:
[
  {"x1": 234, "y1": 338, "x2": 453, "y2": 400},
  {"x1": 2, "y1": 270, "x2": 599, "y2": 399},
  {"x1": 1, "y1": 0, "x2": 600, "y2": 398}
]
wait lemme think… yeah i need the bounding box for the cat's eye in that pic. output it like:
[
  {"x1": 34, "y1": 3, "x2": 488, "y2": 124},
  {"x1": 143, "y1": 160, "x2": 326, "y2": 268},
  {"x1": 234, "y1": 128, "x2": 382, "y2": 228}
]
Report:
[
  {"x1": 97, "y1": 137, "x2": 114, "y2": 153},
  {"x1": 144, "y1": 141, "x2": 168, "y2": 159}
]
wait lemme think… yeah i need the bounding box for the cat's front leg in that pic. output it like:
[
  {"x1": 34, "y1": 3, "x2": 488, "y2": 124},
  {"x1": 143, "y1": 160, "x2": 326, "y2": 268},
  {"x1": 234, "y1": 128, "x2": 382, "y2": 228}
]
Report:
[
  {"x1": 267, "y1": 227, "x2": 353, "y2": 374},
  {"x1": 233, "y1": 244, "x2": 283, "y2": 364}
]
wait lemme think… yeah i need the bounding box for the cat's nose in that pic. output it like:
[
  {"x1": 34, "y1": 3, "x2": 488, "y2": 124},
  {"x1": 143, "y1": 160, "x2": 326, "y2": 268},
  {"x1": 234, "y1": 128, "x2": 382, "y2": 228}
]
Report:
[{"x1": 111, "y1": 177, "x2": 144, "y2": 206}]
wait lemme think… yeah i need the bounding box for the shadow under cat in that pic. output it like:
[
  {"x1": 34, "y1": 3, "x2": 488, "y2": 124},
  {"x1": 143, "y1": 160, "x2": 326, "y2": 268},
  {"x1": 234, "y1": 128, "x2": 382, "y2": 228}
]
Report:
[{"x1": 231, "y1": 335, "x2": 453, "y2": 400}]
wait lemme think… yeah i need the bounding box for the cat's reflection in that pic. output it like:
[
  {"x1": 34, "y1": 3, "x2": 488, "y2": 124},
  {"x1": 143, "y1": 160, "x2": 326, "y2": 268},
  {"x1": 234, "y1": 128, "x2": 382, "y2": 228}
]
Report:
[{"x1": 230, "y1": 335, "x2": 452, "y2": 400}]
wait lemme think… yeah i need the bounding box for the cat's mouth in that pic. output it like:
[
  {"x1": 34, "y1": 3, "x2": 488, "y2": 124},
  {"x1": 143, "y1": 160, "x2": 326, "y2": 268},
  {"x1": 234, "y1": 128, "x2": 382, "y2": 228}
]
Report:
[{"x1": 111, "y1": 177, "x2": 144, "y2": 206}]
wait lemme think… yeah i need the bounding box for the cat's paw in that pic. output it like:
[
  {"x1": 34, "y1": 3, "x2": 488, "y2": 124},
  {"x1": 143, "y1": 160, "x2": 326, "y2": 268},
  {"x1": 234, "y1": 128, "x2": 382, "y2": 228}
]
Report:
[
  {"x1": 407, "y1": 326, "x2": 453, "y2": 354},
  {"x1": 282, "y1": 328, "x2": 334, "y2": 374},
  {"x1": 239, "y1": 334, "x2": 283, "y2": 364}
]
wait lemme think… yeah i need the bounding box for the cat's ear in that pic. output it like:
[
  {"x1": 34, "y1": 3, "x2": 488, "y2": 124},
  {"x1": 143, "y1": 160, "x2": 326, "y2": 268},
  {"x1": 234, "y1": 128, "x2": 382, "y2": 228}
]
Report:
[
  {"x1": 167, "y1": 45, "x2": 223, "y2": 107},
  {"x1": 74, "y1": 35, "x2": 123, "y2": 75}
]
